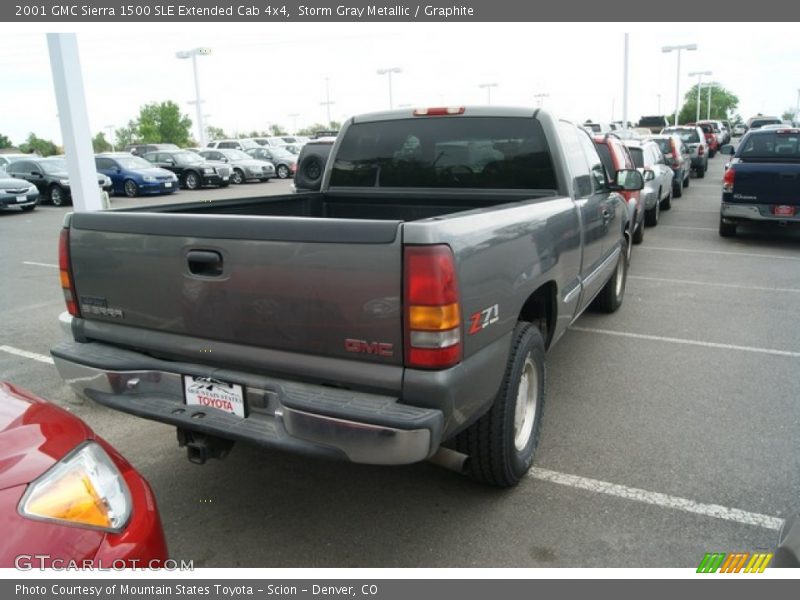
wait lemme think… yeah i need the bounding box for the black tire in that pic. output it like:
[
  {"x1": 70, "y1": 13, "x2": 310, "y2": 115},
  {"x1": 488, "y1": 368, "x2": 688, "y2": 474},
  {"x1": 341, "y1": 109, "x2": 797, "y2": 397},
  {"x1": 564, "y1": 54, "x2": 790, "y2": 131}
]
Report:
[
  {"x1": 276, "y1": 164, "x2": 290, "y2": 179},
  {"x1": 123, "y1": 179, "x2": 139, "y2": 198},
  {"x1": 232, "y1": 169, "x2": 244, "y2": 185},
  {"x1": 184, "y1": 171, "x2": 201, "y2": 190},
  {"x1": 49, "y1": 185, "x2": 69, "y2": 207},
  {"x1": 673, "y1": 180, "x2": 683, "y2": 198},
  {"x1": 219, "y1": 181, "x2": 230, "y2": 188},
  {"x1": 696, "y1": 164, "x2": 706, "y2": 178},
  {"x1": 709, "y1": 149, "x2": 716, "y2": 158},
  {"x1": 632, "y1": 215, "x2": 644, "y2": 244},
  {"x1": 593, "y1": 238, "x2": 628, "y2": 313},
  {"x1": 259, "y1": 178, "x2": 269, "y2": 182},
  {"x1": 684, "y1": 174, "x2": 690, "y2": 188},
  {"x1": 645, "y1": 199, "x2": 660, "y2": 227},
  {"x1": 455, "y1": 323, "x2": 545, "y2": 488},
  {"x1": 660, "y1": 187, "x2": 672, "y2": 211},
  {"x1": 21, "y1": 204, "x2": 36, "y2": 212},
  {"x1": 719, "y1": 216, "x2": 737, "y2": 237}
]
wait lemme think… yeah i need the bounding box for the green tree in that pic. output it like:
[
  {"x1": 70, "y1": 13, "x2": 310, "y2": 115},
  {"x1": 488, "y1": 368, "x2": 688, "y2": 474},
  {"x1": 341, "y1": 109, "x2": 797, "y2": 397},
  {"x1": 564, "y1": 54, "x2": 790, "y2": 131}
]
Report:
[
  {"x1": 781, "y1": 108, "x2": 796, "y2": 122},
  {"x1": 19, "y1": 133, "x2": 58, "y2": 156},
  {"x1": 297, "y1": 121, "x2": 341, "y2": 136},
  {"x1": 134, "y1": 101, "x2": 193, "y2": 146},
  {"x1": 0, "y1": 133, "x2": 13, "y2": 149},
  {"x1": 678, "y1": 83, "x2": 739, "y2": 124},
  {"x1": 115, "y1": 120, "x2": 138, "y2": 148},
  {"x1": 206, "y1": 125, "x2": 228, "y2": 141},
  {"x1": 92, "y1": 131, "x2": 112, "y2": 153},
  {"x1": 268, "y1": 124, "x2": 288, "y2": 136}
]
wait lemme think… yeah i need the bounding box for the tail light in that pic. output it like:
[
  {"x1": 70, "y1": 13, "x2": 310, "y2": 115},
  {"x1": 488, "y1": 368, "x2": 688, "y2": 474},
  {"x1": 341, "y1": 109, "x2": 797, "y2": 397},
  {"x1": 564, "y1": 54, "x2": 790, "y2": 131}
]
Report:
[
  {"x1": 723, "y1": 167, "x2": 735, "y2": 193},
  {"x1": 413, "y1": 107, "x2": 465, "y2": 116},
  {"x1": 698, "y1": 144, "x2": 705, "y2": 157},
  {"x1": 58, "y1": 228, "x2": 81, "y2": 317},
  {"x1": 404, "y1": 245, "x2": 462, "y2": 369},
  {"x1": 671, "y1": 140, "x2": 681, "y2": 167}
]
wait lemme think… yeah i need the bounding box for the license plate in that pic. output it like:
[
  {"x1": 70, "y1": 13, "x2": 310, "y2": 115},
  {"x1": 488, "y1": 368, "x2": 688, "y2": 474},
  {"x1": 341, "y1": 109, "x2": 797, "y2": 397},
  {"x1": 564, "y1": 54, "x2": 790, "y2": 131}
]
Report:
[
  {"x1": 183, "y1": 376, "x2": 245, "y2": 418},
  {"x1": 16, "y1": 195, "x2": 27, "y2": 203},
  {"x1": 164, "y1": 182, "x2": 172, "y2": 188},
  {"x1": 222, "y1": 176, "x2": 229, "y2": 181},
  {"x1": 773, "y1": 205, "x2": 795, "y2": 216}
]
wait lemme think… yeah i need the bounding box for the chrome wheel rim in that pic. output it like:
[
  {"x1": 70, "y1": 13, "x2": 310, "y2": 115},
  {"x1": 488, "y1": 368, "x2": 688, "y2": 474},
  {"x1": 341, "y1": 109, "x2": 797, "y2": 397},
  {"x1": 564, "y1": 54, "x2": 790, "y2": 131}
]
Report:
[
  {"x1": 233, "y1": 170, "x2": 243, "y2": 184},
  {"x1": 513, "y1": 355, "x2": 538, "y2": 451},
  {"x1": 124, "y1": 181, "x2": 137, "y2": 197},
  {"x1": 278, "y1": 166, "x2": 288, "y2": 178},
  {"x1": 51, "y1": 187, "x2": 63, "y2": 205}
]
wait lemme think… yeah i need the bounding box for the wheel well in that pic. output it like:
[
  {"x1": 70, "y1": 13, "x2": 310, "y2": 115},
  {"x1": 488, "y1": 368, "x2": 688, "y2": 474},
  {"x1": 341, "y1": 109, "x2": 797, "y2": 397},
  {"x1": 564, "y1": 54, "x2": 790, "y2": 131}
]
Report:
[{"x1": 518, "y1": 282, "x2": 557, "y2": 349}]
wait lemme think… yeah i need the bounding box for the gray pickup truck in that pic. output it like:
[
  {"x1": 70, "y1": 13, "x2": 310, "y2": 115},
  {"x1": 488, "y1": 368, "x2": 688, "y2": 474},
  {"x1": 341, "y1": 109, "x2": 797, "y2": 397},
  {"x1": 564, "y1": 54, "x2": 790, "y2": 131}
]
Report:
[{"x1": 52, "y1": 107, "x2": 642, "y2": 487}]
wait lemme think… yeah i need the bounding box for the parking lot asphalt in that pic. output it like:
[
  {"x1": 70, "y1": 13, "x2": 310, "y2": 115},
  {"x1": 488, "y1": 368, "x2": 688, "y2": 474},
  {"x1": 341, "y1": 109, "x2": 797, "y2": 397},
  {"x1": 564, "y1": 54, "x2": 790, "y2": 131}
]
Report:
[{"x1": 1, "y1": 161, "x2": 798, "y2": 568}]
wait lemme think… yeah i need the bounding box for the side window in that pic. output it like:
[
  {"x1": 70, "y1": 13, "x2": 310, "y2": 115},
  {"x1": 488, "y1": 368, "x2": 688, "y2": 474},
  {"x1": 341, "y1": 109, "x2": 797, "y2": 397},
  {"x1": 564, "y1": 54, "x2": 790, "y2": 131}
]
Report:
[
  {"x1": 12, "y1": 161, "x2": 29, "y2": 173},
  {"x1": 220, "y1": 142, "x2": 234, "y2": 149},
  {"x1": 577, "y1": 129, "x2": 607, "y2": 192},
  {"x1": 558, "y1": 122, "x2": 592, "y2": 198},
  {"x1": 96, "y1": 158, "x2": 113, "y2": 170}
]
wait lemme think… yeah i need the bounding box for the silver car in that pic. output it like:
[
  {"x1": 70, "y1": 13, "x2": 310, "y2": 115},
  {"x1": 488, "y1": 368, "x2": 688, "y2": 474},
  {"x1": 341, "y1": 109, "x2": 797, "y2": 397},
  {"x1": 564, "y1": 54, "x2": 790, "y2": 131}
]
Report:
[
  {"x1": 624, "y1": 140, "x2": 674, "y2": 227},
  {"x1": 0, "y1": 167, "x2": 39, "y2": 212},
  {"x1": 198, "y1": 149, "x2": 276, "y2": 184},
  {"x1": 662, "y1": 126, "x2": 709, "y2": 178}
]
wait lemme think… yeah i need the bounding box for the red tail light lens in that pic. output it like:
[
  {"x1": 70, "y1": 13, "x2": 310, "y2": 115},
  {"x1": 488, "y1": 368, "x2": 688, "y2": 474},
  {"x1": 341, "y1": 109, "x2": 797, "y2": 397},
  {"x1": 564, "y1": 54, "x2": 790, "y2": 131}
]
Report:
[
  {"x1": 698, "y1": 145, "x2": 705, "y2": 157},
  {"x1": 413, "y1": 107, "x2": 465, "y2": 116},
  {"x1": 723, "y1": 168, "x2": 735, "y2": 193},
  {"x1": 58, "y1": 228, "x2": 80, "y2": 317},
  {"x1": 404, "y1": 245, "x2": 462, "y2": 369}
]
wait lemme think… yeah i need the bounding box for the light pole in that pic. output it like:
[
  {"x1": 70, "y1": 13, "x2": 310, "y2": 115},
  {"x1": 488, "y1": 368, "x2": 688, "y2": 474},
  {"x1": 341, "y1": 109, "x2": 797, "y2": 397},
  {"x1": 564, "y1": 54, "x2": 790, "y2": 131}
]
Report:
[
  {"x1": 320, "y1": 77, "x2": 335, "y2": 125},
  {"x1": 176, "y1": 47, "x2": 211, "y2": 147},
  {"x1": 376, "y1": 67, "x2": 402, "y2": 109},
  {"x1": 622, "y1": 33, "x2": 629, "y2": 130},
  {"x1": 796, "y1": 89, "x2": 800, "y2": 125},
  {"x1": 104, "y1": 124, "x2": 115, "y2": 151},
  {"x1": 688, "y1": 70, "x2": 712, "y2": 123},
  {"x1": 478, "y1": 82, "x2": 498, "y2": 105},
  {"x1": 662, "y1": 43, "x2": 697, "y2": 126},
  {"x1": 705, "y1": 82, "x2": 714, "y2": 120},
  {"x1": 533, "y1": 93, "x2": 549, "y2": 108},
  {"x1": 288, "y1": 113, "x2": 299, "y2": 135},
  {"x1": 657, "y1": 93, "x2": 662, "y2": 114}
]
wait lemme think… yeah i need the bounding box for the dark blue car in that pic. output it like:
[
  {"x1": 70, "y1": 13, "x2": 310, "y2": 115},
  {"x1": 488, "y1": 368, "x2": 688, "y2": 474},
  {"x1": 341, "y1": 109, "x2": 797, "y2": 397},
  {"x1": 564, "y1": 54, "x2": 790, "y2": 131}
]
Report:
[{"x1": 95, "y1": 153, "x2": 179, "y2": 197}]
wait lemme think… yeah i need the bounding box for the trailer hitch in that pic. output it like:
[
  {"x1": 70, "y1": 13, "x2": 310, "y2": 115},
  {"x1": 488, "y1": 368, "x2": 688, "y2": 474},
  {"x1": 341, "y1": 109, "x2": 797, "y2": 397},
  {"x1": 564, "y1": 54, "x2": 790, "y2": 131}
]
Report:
[{"x1": 177, "y1": 428, "x2": 235, "y2": 465}]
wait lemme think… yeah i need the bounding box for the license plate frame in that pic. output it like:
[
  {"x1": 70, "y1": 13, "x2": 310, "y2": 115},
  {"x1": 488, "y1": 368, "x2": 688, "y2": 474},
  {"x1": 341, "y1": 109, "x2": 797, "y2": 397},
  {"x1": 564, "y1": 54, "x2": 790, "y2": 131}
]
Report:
[
  {"x1": 773, "y1": 205, "x2": 795, "y2": 217},
  {"x1": 16, "y1": 195, "x2": 27, "y2": 203},
  {"x1": 183, "y1": 376, "x2": 246, "y2": 418}
]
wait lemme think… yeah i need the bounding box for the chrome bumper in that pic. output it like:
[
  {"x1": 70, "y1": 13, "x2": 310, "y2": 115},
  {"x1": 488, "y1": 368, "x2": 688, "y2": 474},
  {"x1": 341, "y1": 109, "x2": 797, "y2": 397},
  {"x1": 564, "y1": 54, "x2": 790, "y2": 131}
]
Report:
[
  {"x1": 721, "y1": 203, "x2": 800, "y2": 223},
  {"x1": 50, "y1": 339, "x2": 442, "y2": 465}
]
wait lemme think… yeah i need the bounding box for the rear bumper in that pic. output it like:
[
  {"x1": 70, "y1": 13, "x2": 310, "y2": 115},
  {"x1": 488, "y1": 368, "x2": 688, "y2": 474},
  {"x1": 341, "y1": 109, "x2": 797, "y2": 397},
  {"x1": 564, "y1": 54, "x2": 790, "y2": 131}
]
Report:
[
  {"x1": 721, "y1": 202, "x2": 800, "y2": 223},
  {"x1": 50, "y1": 339, "x2": 443, "y2": 465}
]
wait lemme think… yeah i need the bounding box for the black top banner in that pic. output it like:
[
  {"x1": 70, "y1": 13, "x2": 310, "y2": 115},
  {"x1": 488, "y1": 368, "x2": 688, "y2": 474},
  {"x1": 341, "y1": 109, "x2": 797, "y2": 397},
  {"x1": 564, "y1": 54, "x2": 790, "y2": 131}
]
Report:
[{"x1": 3, "y1": 0, "x2": 799, "y2": 21}]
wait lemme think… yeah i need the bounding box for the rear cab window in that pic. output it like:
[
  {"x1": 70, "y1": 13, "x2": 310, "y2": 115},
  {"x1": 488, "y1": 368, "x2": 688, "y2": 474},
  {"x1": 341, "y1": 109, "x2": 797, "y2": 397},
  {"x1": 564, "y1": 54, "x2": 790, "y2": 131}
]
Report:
[{"x1": 739, "y1": 132, "x2": 800, "y2": 160}]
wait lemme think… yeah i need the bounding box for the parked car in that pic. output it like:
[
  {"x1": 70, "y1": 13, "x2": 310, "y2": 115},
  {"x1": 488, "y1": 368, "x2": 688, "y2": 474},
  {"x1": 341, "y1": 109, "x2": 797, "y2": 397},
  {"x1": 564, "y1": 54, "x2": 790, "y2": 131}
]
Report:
[
  {"x1": 637, "y1": 116, "x2": 670, "y2": 134},
  {"x1": 51, "y1": 107, "x2": 643, "y2": 488},
  {"x1": 624, "y1": 139, "x2": 674, "y2": 226},
  {"x1": 205, "y1": 139, "x2": 261, "y2": 151},
  {"x1": 7, "y1": 157, "x2": 112, "y2": 206},
  {"x1": 733, "y1": 123, "x2": 747, "y2": 137},
  {"x1": 0, "y1": 381, "x2": 167, "y2": 568},
  {"x1": 649, "y1": 134, "x2": 691, "y2": 197},
  {"x1": 0, "y1": 167, "x2": 39, "y2": 212},
  {"x1": 583, "y1": 121, "x2": 615, "y2": 134},
  {"x1": 124, "y1": 143, "x2": 180, "y2": 156},
  {"x1": 244, "y1": 146, "x2": 297, "y2": 179},
  {"x1": 662, "y1": 125, "x2": 708, "y2": 177},
  {"x1": 197, "y1": 148, "x2": 275, "y2": 184},
  {"x1": 690, "y1": 122, "x2": 719, "y2": 157},
  {"x1": 593, "y1": 133, "x2": 646, "y2": 243},
  {"x1": 95, "y1": 153, "x2": 179, "y2": 198},
  {"x1": 0, "y1": 153, "x2": 35, "y2": 168},
  {"x1": 718, "y1": 127, "x2": 800, "y2": 237},
  {"x1": 746, "y1": 116, "x2": 782, "y2": 131},
  {"x1": 251, "y1": 137, "x2": 292, "y2": 148},
  {"x1": 141, "y1": 150, "x2": 231, "y2": 189},
  {"x1": 699, "y1": 120, "x2": 730, "y2": 146}
]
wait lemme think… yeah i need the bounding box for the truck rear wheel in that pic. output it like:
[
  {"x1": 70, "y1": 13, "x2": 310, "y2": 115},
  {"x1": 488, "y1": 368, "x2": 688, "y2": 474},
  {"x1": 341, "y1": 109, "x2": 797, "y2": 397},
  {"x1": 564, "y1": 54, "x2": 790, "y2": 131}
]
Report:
[
  {"x1": 455, "y1": 323, "x2": 545, "y2": 487},
  {"x1": 593, "y1": 238, "x2": 628, "y2": 313}
]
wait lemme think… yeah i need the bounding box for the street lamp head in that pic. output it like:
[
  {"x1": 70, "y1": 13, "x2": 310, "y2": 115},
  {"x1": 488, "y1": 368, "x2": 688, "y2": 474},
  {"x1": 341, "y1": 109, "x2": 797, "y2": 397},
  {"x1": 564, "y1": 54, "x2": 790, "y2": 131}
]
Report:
[
  {"x1": 663, "y1": 43, "x2": 698, "y2": 53},
  {"x1": 377, "y1": 67, "x2": 402, "y2": 75},
  {"x1": 176, "y1": 47, "x2": 211, "y2": 59}
]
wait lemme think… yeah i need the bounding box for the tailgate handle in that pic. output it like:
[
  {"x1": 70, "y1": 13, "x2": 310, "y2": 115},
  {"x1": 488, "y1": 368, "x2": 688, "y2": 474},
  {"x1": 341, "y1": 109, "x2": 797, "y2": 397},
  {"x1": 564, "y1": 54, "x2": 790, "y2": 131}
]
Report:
[{"x1": 187, "y1": 250, "x2": 223, "y2": 276}]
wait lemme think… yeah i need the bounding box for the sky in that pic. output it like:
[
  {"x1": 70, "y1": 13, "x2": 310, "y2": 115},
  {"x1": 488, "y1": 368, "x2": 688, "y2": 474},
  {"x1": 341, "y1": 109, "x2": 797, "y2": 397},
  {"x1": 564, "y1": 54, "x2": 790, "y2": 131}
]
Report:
[{"x1": 2, "y1": 22, "x2": 800, "y2": 147}]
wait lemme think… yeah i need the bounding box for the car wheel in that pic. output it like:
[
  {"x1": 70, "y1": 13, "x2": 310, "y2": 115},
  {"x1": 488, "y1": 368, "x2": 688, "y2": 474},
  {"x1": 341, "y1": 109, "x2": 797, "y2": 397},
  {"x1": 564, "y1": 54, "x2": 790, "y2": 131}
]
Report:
[
  {"x1": 719, "y1": 216, "x2": 737, "y2": 237},
  {"x1": 659, "y1": 187, "x2": 672, "y2": 211},
  {"x1": 259, "y1": 178, "x2": 269, "y2": 182},
  {"x1": 232, "y1": 169, "x2": 244, "y2": 185},
  {"x1": 709, "y1": 149, "x2": 716, "y2": 158},
  {"x1": 632, "y1": 215, "x2": 644, "y2": 244},
  {"x1": 454, "y1": 322, "x2": 545, "y2": 488},
  {"x1": 697, "y1": 166, "x2": 706, "y2": 179},
  {"x1": 123, "y1": 179, "x2": 139, "y2": 198},
  {"x1": 645, "y1": 199, "x2": 660, "y2": 227},
  {"x1": 684, "y1": 173, "x2": 690, "y2": 188},
  {"x1": 49, "y1": 185, "x2": 69, "y2": 207},
  {"x1": 184, "y1": 172, "x2": 201, "y2": 190},
  {"x1": 277, "y1": 165, "x2": 290, "y2": 179},
  {"x1": 20, "y1": 205, "x2": 36, "y2": 212},
  {"x1": 593, "y1": 236, "x2": 629, "y2": 314}
]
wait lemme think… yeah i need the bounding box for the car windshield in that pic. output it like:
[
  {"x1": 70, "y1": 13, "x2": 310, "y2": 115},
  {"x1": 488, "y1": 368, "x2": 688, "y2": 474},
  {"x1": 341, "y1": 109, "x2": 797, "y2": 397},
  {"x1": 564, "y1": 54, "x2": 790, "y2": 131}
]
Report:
[
  {"x1": 664, "y1": 129, "x2": 700, "y2": 143},
  {"x1": 175, "y1": 152, "x2": 202, "y2": 163},
  {"x1": 330, "y1": 117, "x2": 557, "y2": 190},
  {"x1": 653, "y1": 139, "x2": 672, "y2": 155},
  {"x1": 739, "y1": 132, "x2": 800, "y2": 159},
  {"x1": 40, "y1": 159, "x2": 67, "y2": 174},
  {"x1": 750, "y1": 119, "x2": 782, "y2": 129},
  {"x1": 115, "y1": 156, "x2": 153, "y2": 169},
  {"x1": 221, "y1": 150, "x2": 251, "y2": 160}
]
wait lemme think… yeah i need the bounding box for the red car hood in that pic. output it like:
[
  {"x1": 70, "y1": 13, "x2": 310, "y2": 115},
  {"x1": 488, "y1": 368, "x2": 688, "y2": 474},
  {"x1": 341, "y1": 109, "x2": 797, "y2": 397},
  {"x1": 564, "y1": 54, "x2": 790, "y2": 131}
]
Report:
[{"x1": 0, "y1": 381, "x2": 94, "y2": 492}]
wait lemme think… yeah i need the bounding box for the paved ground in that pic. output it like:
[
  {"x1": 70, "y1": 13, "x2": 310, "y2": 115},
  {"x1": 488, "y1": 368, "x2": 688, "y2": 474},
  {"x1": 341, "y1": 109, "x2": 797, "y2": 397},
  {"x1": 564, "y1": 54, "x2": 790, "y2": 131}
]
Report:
[{"x1": 1, "y1": 161, "x2": 798, "y2": 567}]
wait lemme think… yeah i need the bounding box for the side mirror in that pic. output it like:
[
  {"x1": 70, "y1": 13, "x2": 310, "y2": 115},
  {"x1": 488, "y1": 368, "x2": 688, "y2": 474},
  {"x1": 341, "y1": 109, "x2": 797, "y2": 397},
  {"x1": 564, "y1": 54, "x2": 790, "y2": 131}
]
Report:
[
  {"x1": 720, "y1": 145, "x2": 736, "y2": 155},
  {"x1": 643, "y1": 169, "x2": 655, "y2": 182},
  {"x1": 611, "y1": 169, "x2": 644, "y2": 191},
  {"x1": 664, "y1": 152, "x2": 673, "y2": 159}
]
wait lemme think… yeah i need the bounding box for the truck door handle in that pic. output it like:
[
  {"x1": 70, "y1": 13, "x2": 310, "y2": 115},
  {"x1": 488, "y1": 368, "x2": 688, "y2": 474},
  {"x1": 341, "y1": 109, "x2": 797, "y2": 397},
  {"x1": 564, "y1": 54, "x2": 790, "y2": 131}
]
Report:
[
  {"x1": 187, "y1": 250, "x2": 223, "y2": 276},
  {"x1": 601, "y1": 208, "x2": 611, "y2": 222}
]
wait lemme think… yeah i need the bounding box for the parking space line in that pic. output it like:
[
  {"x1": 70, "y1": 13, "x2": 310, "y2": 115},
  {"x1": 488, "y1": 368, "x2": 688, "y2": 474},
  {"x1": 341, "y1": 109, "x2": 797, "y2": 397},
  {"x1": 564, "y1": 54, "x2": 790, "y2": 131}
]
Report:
[
  {"x1": 628, "y1": 275, "x2": 800, "y2": 294},
  {"x1": 22, "y1": 261, "x2": 58, "y2": 269},
  {"x1": 569, "y1": 327, "x2": 800, "y2": 358},
  {"x1": 531, "y1": 468, "x2": 783, "y2": 530},
  {"x1": 657, "y1": 225, "x2": 717, "y2": 232},
  {"x1": 637, "y1": 246, "x2": 800, "y2": 261},
  {"x1": 0, "y1": 345, "x2": 54, "y2": 364}
]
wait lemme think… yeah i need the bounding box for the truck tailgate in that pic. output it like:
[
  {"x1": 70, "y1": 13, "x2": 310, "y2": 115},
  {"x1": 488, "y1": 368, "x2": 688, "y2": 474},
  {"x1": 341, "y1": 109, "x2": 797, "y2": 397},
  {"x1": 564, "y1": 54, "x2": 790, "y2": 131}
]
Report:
[
  {"x1": 729, "y1": 162, "x2": 800, "y2": 205},
  {"x1": 68, "y1": 212, "x2": 404, "y2": 366}
]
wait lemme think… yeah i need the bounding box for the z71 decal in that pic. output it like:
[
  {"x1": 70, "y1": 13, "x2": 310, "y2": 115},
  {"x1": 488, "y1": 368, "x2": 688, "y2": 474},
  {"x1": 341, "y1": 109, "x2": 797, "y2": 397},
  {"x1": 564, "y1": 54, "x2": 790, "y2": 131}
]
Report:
[{"x1": 469, "y1": 304, "x2": 499, "y2": 335}]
